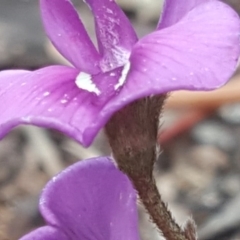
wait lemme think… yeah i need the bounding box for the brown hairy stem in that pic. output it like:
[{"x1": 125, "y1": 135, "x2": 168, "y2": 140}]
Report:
[
  {"x1": 135, "y1": 175, "x2": 187, "y2": 240},
  {"x1": 105, "y1": 96, "x2": 193, "y2": 240}
]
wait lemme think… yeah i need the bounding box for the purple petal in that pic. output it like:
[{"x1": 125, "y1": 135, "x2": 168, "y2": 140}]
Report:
[
  {"x1": 84, "y1": 0, "x2": 138, "y2": 72},
  {"x1": 2, "y1": 2, "x2": 238, "y2": 148},
  {"x1": 20, "y1": 226, "x2": 68, "y2": 240},
  {"x1": 70, "y1": 1, "x2": 240, "y2": 145},
  {"x1": 0, "y1": 66, "x2": 105, "y2": 146},
  {"x1": 40, "y1": 0, "x2": 100, "y2": 73},
  {"x1": 0, "y1": 65, "x2": 131, "y2": 146},
  {"x1": 157, "y1": 0, "x2": 214, "y2": 29},
  {"x1": 40, "y1": 157, "x2": 140, "y2": 240},
  {"x1": 81, "y1": 1, "x2": 240, "y2": 145},
  {"x1": 126, "y1": 0, "x2": 240, "y2": 94}
]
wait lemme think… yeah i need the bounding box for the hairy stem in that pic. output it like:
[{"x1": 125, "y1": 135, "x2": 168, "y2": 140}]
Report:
[
  {"x1": 105, "y1": 96, "x2": 190, "y2": 240},
  {"x1": 135, "y1": 174, "x2": 187, "y2": 240}
]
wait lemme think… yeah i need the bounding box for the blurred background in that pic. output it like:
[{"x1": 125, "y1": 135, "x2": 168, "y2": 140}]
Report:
[{"x1": 1, "y1": 0, "x2": 240, "y2": 239}]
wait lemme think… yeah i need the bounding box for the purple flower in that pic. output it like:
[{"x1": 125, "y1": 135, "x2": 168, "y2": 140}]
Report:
[
  {"x1": 20, "y1": 157, "x2": 140, "y2": 240},
  {"x1": 0, "y1": 0, "x2": 239, "y2": 146}
]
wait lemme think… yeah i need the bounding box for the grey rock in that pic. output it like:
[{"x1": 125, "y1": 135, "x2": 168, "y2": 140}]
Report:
[
  {"x1": 200, "y1": 190, "x2": 224, "y2": 210},
  {"x1": 219, "y1": 174, "x2": 240, "y2": 197},
  {"x1": 199, "y1": 193, "x2": 240, "y2": 240},
  {"x1": 218, "y1": 103, "x2": 240, "y2": 125},
  {"x1": 187, "y1": 145, "x2": 229, "y2": 173},
  {"x1": 117, "y1": 0, "x2": 163, "y2": 24},
  {"x1": 0, "y1": 0, "x2": 52, "y2": 68},
  {"x1": 191, "y1": 120, "x2": 237, "y2": 152},
  {"x1": 9, "y1": 195, "x2": 41, "y2": 239}
]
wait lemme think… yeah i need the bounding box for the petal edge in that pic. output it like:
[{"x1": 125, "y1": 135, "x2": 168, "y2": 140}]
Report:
[{"x1": 40, "y1": 0, "x2": 100, "y2": 73}]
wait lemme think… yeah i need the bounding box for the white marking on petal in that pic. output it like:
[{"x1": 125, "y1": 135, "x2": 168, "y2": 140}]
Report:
[
  {"x1": 106, "y1": 8, "x2": 113, "y2": 14},
  {"x1": 61, "y1": 99, "x2": 68, "y2": 104},
  {"x1": 75, "y1": 72, "x2": 101, "y2": 96},
  {"x1": 64, "y1": 93, "x2": 70, "y2": 99},
  {"x1": 111, "y1": 47, "x2": 131, "y2": 67},
  {"x1": 110, "y1": 72, "x2": 116, "y2": 77},
  {"x1": 52, "y1": 176, "x2": 58, "y2": 182},
  {"x1": 100, "y1": 47, "x2": 131, "y2": 72},
  {"x1": 22, "y1": 116, "x2": 31, "y2": 123},
  {"x1": 114, "y1": 61, "x2": 131, "y2": 90},
  {"x1": 43, "y1": 91, "x2": 50, "y2": 97}
]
